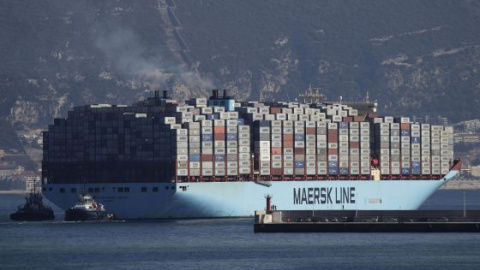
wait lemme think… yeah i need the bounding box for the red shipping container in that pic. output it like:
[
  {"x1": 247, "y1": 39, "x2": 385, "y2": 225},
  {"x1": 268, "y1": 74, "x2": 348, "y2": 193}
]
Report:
[
  {"x1": 271, "y1": 148, "x2": 282, "y2": 155},
  {"x1": 350, "y1": 142, "x2": 360, "y2": 148},
  {"x1": 201, "y1": 154, "x2": 214, "y2": 161},
  {"x1": 284, "y1": 141, "x2": 294, "y2": 148},
  {"x1": 270, "y1": 107, "x2": 281, "y2": 114},
  {"x1": 271, "y1": 168, "x2": 283, "y2": 175},
  {"x1": 294, "y1": 148, "x2": 305, "y2": 155},
  {"x1": 328, "y1": 149, "x2": 338, "y2": 155},
  {"x1": 342, "y1": 117, "x2": 353, "y2": 122},
  {"x1": 283, "y1": 134, "x2": 293, "y2": 141},
  {"x1": 328, "y1": 136, "x2": 338, "y2": 143},
  {"x1": 214, "y1": 133, "x2": 225, "y2": 140},
  {"x1": 353, "y1": 116, "x2": 364, "y2": 122},
  {"x1": 400, "y1": 123, "x2": 410, "y2": 130},
  {"x1": 306, "y1": 127, "x2": 315, "y2": 135},
  {"x1": 328, "y1": 130, "x2": 338, "y2": 137},
  {"x1": 214, "y1": 126, "x2": 225, "y2": 133}
]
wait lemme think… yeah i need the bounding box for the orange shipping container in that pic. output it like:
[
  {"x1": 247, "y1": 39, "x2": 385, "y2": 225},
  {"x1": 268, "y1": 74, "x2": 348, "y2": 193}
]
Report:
[
  {"x1": 400, "y1": 123, "x2": 410, "y2": 130},
  {"x1": 284, "y1": 141, "x2": 294, "y2": 148},
  {"x1": 214, "y1": 126, "x2": 225, "y2": 133},
  {"x1": 306, "y1": 127, "x2": 315, "y2": 135},
  {"x1": 214, "y1": 133, "x2": 225, "y2": 140},
  {"x1": 271, "y1": 148, "x2": 282, "y2": 155},
  {"x1": 283, "y1": 134, "x2": 293, "y2": 141}
]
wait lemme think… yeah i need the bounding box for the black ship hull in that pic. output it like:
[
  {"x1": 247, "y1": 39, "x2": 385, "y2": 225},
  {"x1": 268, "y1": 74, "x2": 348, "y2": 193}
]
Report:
[{"x1": 10, "y1": 210, "x2": 55, "y2": 221}]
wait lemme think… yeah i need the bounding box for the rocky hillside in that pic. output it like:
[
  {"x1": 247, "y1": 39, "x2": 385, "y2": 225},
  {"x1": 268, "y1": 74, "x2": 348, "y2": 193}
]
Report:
[{"x1": 1, "y1": 0, "x2": 480, "y2": 154}]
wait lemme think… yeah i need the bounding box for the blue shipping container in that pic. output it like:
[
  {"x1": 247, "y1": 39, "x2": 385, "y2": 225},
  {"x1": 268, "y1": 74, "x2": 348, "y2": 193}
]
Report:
[
  {"x1": 328, "y1": 162, "x2": 338, "y2": 168},
  {"x1": 401, "y1": 130, "x2": 410, "y2": 136},
  {"x1": 215, "y1": 155, "x2": 225, "y2": 161},
  {"x1": 339, "y1": 168, "x2": 349, "y2": 175},
  {"x1": 329, "y1": 168, "x2": 338, "y2": 175},
  {"x1": 411, "y1": 137, "x2": 421, "y2": 143},
  {"x1": 237, "y1": 118, "x2": 245, "y2": 125},
  {"x1": 295, "y1": 134, "x2": 305, "y2": 141},
  {"x1": 295, "y1": 161, "x2": 305, "y2": 168},
  {"x1": 202, "y1": 134, "x2": 213, "y2": 141},
  {"x1": 190, "y1": 154, "x2": 200, "y2": 162},
  {"x1": 401, "y1": 168, "x2": 411, "y2": 175},
  {"x1": 227, "y1": 133, "x2": 238, "y2": 140}
]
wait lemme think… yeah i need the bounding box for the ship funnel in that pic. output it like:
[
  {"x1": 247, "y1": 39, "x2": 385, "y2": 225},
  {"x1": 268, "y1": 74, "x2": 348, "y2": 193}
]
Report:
[
  {"x1": 223, "y1": 89, "x2": 227, "y2": 99},
  {"x1": 212, "y1": 89, "x2": 219, "y2": 99},
  {"x1": 163, "y1": 90, "x2": 168, "y2": 99},
  {"x1": 154, "y1": 90, "x2": 160, "y2": 99}
]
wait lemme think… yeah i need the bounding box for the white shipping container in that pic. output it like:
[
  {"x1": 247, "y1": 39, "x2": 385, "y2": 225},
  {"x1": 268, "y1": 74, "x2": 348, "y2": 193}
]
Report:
[{"x1": 177, "y1": 169, "x2": 188, "y2": 176}]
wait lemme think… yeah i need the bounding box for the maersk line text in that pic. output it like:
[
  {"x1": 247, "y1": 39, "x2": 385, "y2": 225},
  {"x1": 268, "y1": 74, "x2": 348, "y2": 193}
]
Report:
[{"x1": 293, "y1": 187, "x2": 356, "y2": 205}]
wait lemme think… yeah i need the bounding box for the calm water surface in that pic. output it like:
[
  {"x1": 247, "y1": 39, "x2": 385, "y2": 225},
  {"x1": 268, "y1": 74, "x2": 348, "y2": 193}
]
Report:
[{"x1": 1, "y1": 190, "x2": 480, "y2": 270}]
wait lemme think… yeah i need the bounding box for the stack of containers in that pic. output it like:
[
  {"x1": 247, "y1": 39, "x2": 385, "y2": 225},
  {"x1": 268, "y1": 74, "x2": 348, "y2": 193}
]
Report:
[
  {"x1": 360, "y1": 122, "x2": 371, "y2": 175},
  {"x1": 174, "y1": 128, "x2": 188, "y2": 176},
  {"x1": 349, "y1": 122, "x2": 360, "y2": 175},
  {"x1": 441, "y1": 126, "x2": 454, "y2": 174},
  {"x1": 305, "y1": 121, "x2": 316, "y2": 175},
  {"x1": 226, "y1": 120, "x2": 238, "y2": 176},
  {"x1": 375, "y1": 122, "x2": 390, "y2": 175},
  {"x1": 270, "y1": 120, "x2": 283, "y2": 175},
  {"x1": 317, "y1": 122, "x2": 328, "y2": 175},
  {"x1": 238, "y1": 125, "x2": 251, "y2": 175},
  {"x1": 187, "y1": 122, "x2": 201, "y2": 176},
  {"x1": 201, "y1": 120, "x2": 213, "y2": 176},
  {"x1": 294, "y1": 121, "x2": 305, "y2": 175},
  {"x1": 421, "y1": 124, "x2": 431, "y2": 175},
  {"x1": 431, "y1": 125, "x2": 442, "y2": 175},
  {"x1": 327, "y1": 123, "x2": 338, "y2": 175},
  {"x1": 338, "y1": 122, "x2": 349, "y2": 175},
  {"x1": 214, "y1": 119, "x2": 226, "y2": 176},
  {"x1": 411, "y1": 123, "x2": 421, "y2": 175},
  {"x1": 254, "y1": 121, "x2": 271, "y2": 175},
  {"x1": 390, "y1": 123, "x2": 401, "y2": 175},
  {"x1": 283, "y1": 121, "x2": 294, "y2": 175},
  {"x1": 399, "y1": 120, "x2": 411, "y2": 175}
]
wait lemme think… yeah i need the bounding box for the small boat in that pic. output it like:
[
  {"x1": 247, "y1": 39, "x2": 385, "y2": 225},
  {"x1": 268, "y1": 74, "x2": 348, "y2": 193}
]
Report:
[
  {"x1": 64, "y1": 194, "x2": 115, "y2": 221},
  {"x1": 10, "y1": 191, "x2": 55, "y2": 221}
]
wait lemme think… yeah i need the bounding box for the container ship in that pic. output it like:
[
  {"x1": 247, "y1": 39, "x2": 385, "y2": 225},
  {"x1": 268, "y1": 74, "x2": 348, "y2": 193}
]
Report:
[{"x1": 41, "y1": 90, "x2": 461, "y2": 219}]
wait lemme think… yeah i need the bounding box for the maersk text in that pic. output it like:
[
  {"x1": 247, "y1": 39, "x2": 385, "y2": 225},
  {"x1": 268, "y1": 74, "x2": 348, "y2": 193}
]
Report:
[{"x1": 293, "y1": 187, "x2": 356, "y2": 205}]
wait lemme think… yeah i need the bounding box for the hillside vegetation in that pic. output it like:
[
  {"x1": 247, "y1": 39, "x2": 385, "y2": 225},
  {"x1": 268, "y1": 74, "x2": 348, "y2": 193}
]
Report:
[{"x1": 1, "y1": 0, "x2": 480, "y2": 151}]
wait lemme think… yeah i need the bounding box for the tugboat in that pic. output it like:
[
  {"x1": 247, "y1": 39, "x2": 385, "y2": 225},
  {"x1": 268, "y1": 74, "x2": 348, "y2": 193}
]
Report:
[
  {"x1": 10, "y1": 189, "x2": 55, "y2": 221},
  {"x1": 64, "y1": 194, "x2": 115, "y2": 221}
]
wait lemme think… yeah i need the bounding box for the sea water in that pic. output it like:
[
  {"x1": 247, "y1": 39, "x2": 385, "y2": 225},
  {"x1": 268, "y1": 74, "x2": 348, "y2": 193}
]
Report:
[{"x1": 1, "y1": 190, "x2": 480, "y2": 270}]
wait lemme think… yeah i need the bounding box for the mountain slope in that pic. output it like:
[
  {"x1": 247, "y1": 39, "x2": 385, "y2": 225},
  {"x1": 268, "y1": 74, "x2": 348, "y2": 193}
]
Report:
[{"x1": 1, "y1": 0, "x2": 480, "y2": 152}]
